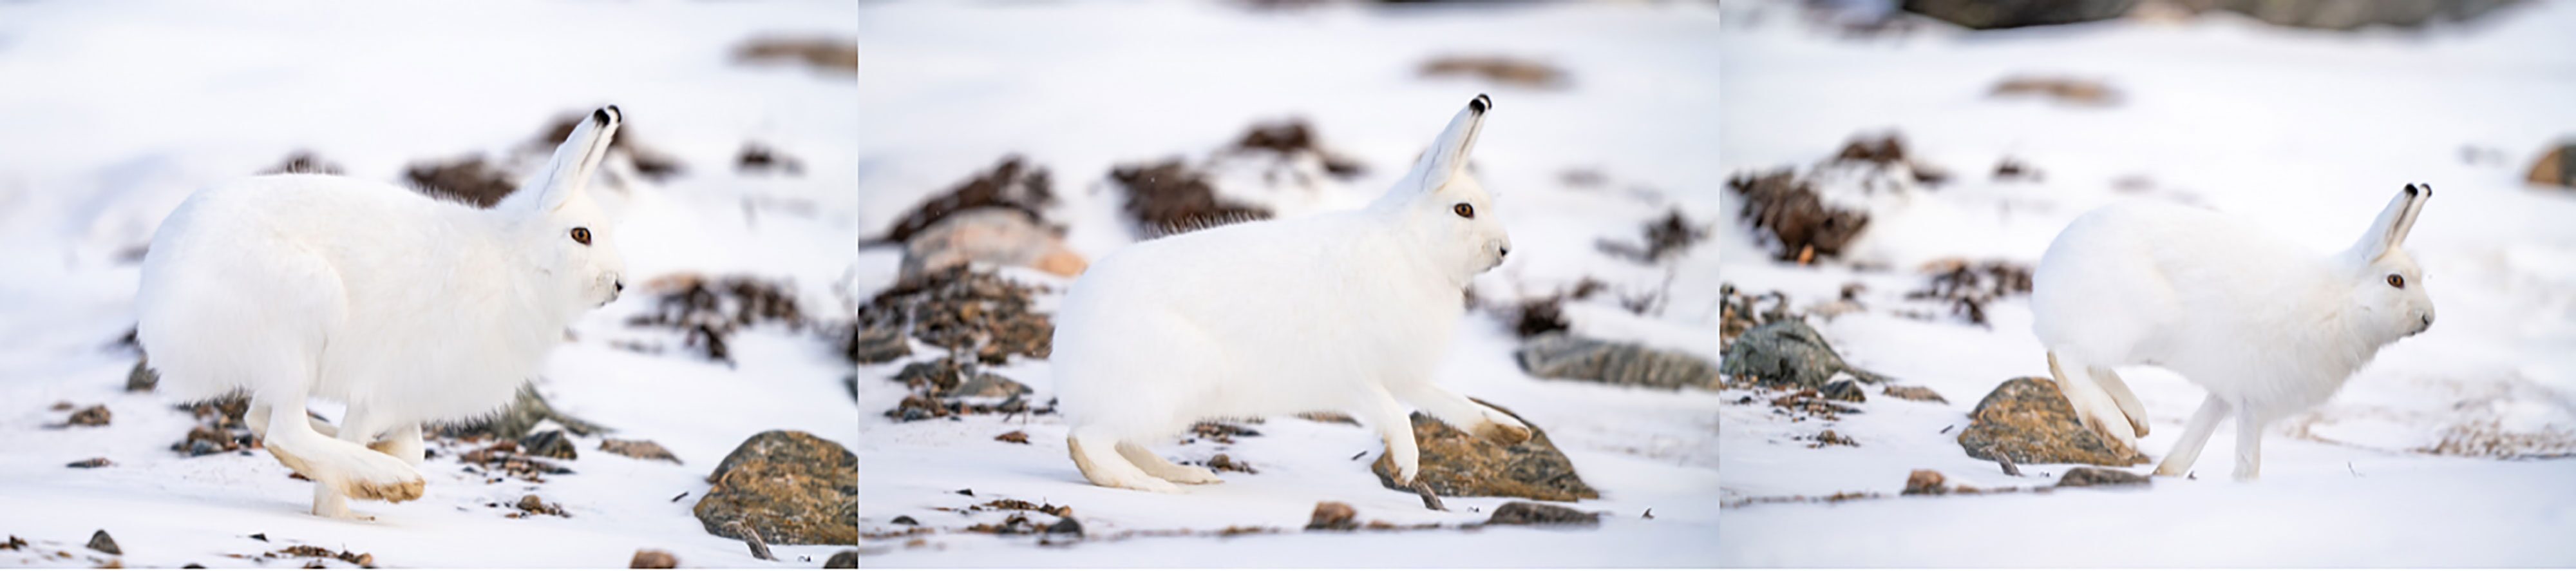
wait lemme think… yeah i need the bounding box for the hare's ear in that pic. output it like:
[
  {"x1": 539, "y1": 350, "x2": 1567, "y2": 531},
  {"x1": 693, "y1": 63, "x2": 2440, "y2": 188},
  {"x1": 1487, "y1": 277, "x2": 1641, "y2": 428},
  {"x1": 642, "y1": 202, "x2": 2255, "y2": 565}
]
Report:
[
  {"x1": 2353, "y1": 183, "x2": 2427, "y2": 260},
  {"x1": 513, "y1": 106, "x2": 621, "y2": 214},
  {"x1": 1399, "y1": 94, "x2": 1490, "y2": 196}
]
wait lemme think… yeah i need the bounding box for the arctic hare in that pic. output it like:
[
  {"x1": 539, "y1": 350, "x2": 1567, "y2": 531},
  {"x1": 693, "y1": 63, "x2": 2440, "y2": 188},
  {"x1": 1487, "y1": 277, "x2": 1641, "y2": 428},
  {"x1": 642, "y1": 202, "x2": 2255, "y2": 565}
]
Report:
[
  {"x1": 1052, "y1": 95, "x2": 1528, "y2": 494},
  {"x1": 136, "y1": 106, "x2": 629, "y2": 518},
  {"x1": 2031, "y1": 184, "x2": 2433, "y2": 480}
]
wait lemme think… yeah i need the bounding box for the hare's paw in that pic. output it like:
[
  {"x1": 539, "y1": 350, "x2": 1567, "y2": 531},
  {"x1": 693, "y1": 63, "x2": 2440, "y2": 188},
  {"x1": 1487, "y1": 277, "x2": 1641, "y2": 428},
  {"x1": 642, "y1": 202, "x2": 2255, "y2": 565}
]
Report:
[
  {"x1": 1098, "y1": 473, "x2": 1184, "y2": 494},
  {"x1": 1149, "y1": 463, "x2": 1224, "y2": 485},
  {"x1": 335, "y1": 453, "x2": 427, "y2": 503},
  {"x1": 1473, "y1": 412, "x2": 1533, "y2": 445}
]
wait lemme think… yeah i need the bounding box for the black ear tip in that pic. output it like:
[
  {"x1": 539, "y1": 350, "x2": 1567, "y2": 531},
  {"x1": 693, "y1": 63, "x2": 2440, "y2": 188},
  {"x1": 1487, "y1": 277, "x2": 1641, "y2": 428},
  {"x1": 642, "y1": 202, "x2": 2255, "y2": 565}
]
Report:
[
  {"x1": 594, "y1": 106, "x2": 621, "y2": 126},
  {"x1": 1470, "y1": 94, "x2": 1491, "y2": 113},
  {"x1": 2404, "y1": 183, "x2": 2418, "y2": 196}
]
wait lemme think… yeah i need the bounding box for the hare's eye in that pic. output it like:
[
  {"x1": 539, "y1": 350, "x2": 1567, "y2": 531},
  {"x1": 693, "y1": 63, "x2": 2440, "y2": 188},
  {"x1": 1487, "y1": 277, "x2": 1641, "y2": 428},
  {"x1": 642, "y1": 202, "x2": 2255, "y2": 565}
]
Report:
[
  {"x1": 570, "y1": 227, "x2": 592, "y2": 246},
  {"x1": 2386, "y1": 274, "x2": 2404, "y2": 289},
  {"x1": 1453, "y1": 203, "x2": 1474, "y2": 218}
]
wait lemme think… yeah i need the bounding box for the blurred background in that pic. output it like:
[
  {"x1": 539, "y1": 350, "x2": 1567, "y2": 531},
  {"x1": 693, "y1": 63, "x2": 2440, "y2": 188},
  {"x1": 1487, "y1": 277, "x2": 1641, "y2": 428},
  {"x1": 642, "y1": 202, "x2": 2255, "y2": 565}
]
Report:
[
  {"x1": 1715, "y1": 0, "x2": 2576, "y2": 566},
  {"x1": 853, "y1": 0, "x2": 1720, "y2": 566},
  {"x1": 0, "y1": 2, "x2": 859, "y2": 567}
]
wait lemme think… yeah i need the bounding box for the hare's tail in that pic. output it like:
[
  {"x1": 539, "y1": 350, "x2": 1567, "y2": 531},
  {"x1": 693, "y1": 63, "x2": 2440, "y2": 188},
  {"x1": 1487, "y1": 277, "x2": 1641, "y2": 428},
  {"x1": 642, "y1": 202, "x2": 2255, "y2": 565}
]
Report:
[{"x1": 2048, "y1": 351, "x2": 2149, "y2": 441}]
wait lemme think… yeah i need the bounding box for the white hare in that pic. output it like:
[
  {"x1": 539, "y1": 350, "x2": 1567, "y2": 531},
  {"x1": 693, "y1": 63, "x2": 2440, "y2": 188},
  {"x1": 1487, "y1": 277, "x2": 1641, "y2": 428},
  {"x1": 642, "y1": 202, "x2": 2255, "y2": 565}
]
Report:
[
  {"x1": 1051, "y1": 95, "x2": 1530, "y2": 494},
  {"x1": 136, "y1": 106, "x2": 630, "y2": 518},
  {"x1": 2031, "y1": 184, "x2": 2434, "y2": 480}
]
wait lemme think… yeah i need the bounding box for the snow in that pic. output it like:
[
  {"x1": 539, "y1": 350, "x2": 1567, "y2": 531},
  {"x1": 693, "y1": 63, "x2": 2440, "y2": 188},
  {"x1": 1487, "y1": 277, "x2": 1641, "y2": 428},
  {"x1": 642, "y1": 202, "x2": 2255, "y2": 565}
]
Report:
[
  {"x1": 854, "y1": 1, "x2": 1721, "y2": 566},
  {"x1": 1717, "y1": 1, "x2": 2576, "y2": 566},
  {"x1": 0, "y1": 1, "x2": 857, "y2": 568}
]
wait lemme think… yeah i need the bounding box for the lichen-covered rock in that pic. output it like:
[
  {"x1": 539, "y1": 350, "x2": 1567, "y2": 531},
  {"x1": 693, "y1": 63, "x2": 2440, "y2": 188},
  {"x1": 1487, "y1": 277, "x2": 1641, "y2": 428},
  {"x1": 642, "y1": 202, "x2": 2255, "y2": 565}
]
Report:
[
  {"x1": 1958, "y1": 376, "x2": 2148, "y2": 466},
  {"x1": 1482, "y1": 501, "x2": 1599, "y2": 527},
  {"x1": 1370, "y1": 400, "x2": 1597, "y2": 502},
  {"x1": 2056, "y1": 467, "x2": 2151, "y2": 488},
  {"x1": 1305, "y1": 501, "x2": 1358, "y2": 531},
  {"x1": 1720, "y1": 320, "x2": 1889, "y2": 389},
  {"x1": 2531, "y1": 141, "x2": 2574, "y2": 189},
  {"x1": 518, "y1": 430, "x2": 578, "y2": 460},
  {"x1": 1902, "y1": 469, "x2": 1947, "y2": 496},
  {"x1": 1820, "y1": 379, "x2": 1867, "y2": 402},
  {"x1": 1515, "y1": 333, "x2": 1718, "y2": 391},
  {"x1": 846, "y1": 325, "x2": 910, "y2": 365},
  {"x1": 693, "y1": 431, "x2": 857, "y2": 545}
]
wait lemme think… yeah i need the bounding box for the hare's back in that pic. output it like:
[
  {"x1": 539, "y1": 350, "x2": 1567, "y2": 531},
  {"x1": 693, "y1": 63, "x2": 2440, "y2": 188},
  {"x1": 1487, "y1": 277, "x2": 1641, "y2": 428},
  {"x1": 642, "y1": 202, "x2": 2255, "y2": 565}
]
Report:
[{"x1": 2032, "y1": 202, "x2": 2319, "y2": 365}]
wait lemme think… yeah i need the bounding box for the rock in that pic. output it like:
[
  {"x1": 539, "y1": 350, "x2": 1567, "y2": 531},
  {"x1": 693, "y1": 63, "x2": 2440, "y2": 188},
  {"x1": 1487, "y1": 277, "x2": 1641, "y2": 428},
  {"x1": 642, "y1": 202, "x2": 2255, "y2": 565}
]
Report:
[
  {"x1": 1107, "y1": 160, "x2": 1273, "y2": 235},
  {"x1": 66, "y1": 458, "x2": 111, "y2": 469},
  {"x1": 1902, "y1": 469, "x2": 1947, "y2": 496},
  {"x1": 1224, "y1": 119, "x2": 1368, "y2": 180},
  {"x1": 1370, "y1": 400, "x2": 1598, "y2": 502},
  {"x1": 1989, "y1": 75, "x2": 2122, "y2": 108},
  {"x1": 2198, "y1": 0, "x2": 2522, "y2": 31},
  {"x1": 1044, "y1": 516, "x2": 1083, "y2": 536},
  {"x1": 2530, "y1": 142, "x2": 2573, "y2": 189},
  {"x1": 891, "y1": 515, "x2": 919, "y2": 526},
  {"x1": 1957, "y1": 376, "x2": 2148, "y2": 466},
  {"x1": 1304, "y1": 501, "x2": 1358, "y2": 531},
  {"x1": 1728, "y1": 169, "x2": 1870, "y2": 263},
  {"x1": 66, "y1": 405, "x2": 111, "y2": 427},
  {"x1": 1811, "y1": 430, "x2": 1859, "y2": 448},
  {"x1": 516, "y1": 494, "x2": 567, "y2": 517},
  {"x1": 599, "y1": 439, "x2": 681, "y2": 463},
  {"x1": 1902, "y1": 0, "x2": 2136, "y2": 29},
  {"x1": 626, "y1": 274, "x2": 809, "y2": 365},
  {"x1": 126, "y1": 358, "x2": 158, "y2": 392},
  {"x1": 518, "y1": 430, "x2": 578, "y2": 460},
  {"x1": 1206, "y1": 454, "x2": 1256, "y2": 474},
  {"x1": 880, "y1": 156, "x2": 1056, "y2": 245},
  {"x1": 629, "y1": 548, "x2": 678, "y2": 568},
  {"x1": 1819, "y1": 379, "x2": 1867, "y2": 402},
  {"x1": 1297, "y1": 412, "x2": 1359, "y2": 425},
  {"x1": 900, "y1": 208, "x2": 1088, "y2": 280},
  {"x1": 856, "y1": 268, "x2": 1054, "y2": 364},
  {"x1": 846, "y1": 325, "x2": 910, "y2": 365},
  {"x1": 1482, "y1": 502, "x2": 1600, "y2": 527},
  {"x1": 951, "y1": 373, "x2": 1029, "y2": 399},
  {"x1": 824, "y1": 549, "x2": 860, "y2": 568},
  {"x1": 694, "y1": 431, "x2": 858, "y2": 545},
  {"x1": 734, "y1": 142, "x2": 804, "y2": 176},
  {"x1": 87, "y1": 530, "x2": 120, "y2": 555},
  {"x1": 1418, "y1": 55, "x2": 1569, "y2": 90},
  {"x1": 993, "y1": 431, "x2": 1030, "y2": 444},
  {"x1": 435, "y1": 383, "x2": 609, "y2": 440},
  {"x1": 1516, "y1": 333, "x2": 1720, "y2": 391},
  {"x1": 1882, "y1": 385, "x2": 1949, "y2": 403},
  {"x1": 1719, "y1": 320, "x2": 1891, "y2": 389},
  {"x1": 733, "y1": 35, "x2": 857, "y2": 75},
  {"x1": 2057, "y1": 467, "x2": 2152, "y2": 487},
  {"x1": 403, "y1": 155, "x2": 517, "y2": 208}
]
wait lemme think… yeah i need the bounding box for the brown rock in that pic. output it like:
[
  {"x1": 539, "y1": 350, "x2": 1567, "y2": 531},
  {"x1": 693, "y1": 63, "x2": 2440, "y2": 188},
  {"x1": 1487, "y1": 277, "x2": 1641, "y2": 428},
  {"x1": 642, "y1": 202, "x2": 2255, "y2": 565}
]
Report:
[
  {"x1": 1304, "y1": 501, "x2": 1358, "y2": 531},
  {"x1": 733, "y1": 36, "x2": 857, "y2": 76},
  {"x1": 2531, "y1": 142, "x2": 2573, "y2": 188},
  {"x1": 1902, "y1": 469, "x2": 1947, "y2": 496},
  {"x1": 1958, "y1": 376, "x2": 2148, "y2": 466},
  {"x1": 66, "y1": 405, "x2": 111, "y2": 427},
  {"x1": 880, "y1": 156, "x2": 1055, "y2": 244},
  {"x1": 66, "y1": 458, "x2": 112, "y2": 469},
  {"x1": 1882, "y1": 385, "x2": 1949, "y2": 403},
  {"x1": 1419, "y1": 55, "x2": 1568, "y2": 90},
  {"x1": 1107, "y1": 160, "x2": 1273, "y2": 236},
  {"x1": 629, "y1": 548, "x2": 677, "y2": 568},
  {"x1": 518, "y1": 430, "x2": 578, "y2": 460},
  {"x1": 993, "y1": 431, "x2": 1030, "y2": 445},
  {"x1": 824, "y1": 550, "x2": 860, "y2": 568},
  {"x1": 694, "y1": 431, "x2": 858, "y2": 545},
  {"x1": 1370, "y1": 400, "x2": 1598, "y2": 501},
  {"x1": 599, "y1": 439, "x2": 681, "y2": 464},
  {"x1": 1728, "y1": 169, "x2": 1869, "y2": 263},
  {"x1": 2057, "y1": 467, "x2": 2152, "y2": 488},
  {"x1": 900, "y1": 208, "x2": 1087, "y2": 281},
  {"x1": 1989, "y1": 75, "x2": 2122, "y2": 107},
  {"x1": 1482, "y1": 501, "x2": 1599, "y2": 527}
]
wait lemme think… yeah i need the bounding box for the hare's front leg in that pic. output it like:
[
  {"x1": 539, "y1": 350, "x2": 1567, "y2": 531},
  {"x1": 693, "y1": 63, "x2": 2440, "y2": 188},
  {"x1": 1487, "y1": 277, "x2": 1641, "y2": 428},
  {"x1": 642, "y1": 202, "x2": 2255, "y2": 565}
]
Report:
[
  {"x1": 1115, "y1": 442, "x2": 1222, "y2": 485},
  {"x1": 1355, "y1": 388, "x2": 1421, "y2": 485},
  {"x1": 2233, "y1": 407, "x2": 2265, "y2": 481},
  {"x1": 368, "y1": 423, "x2": 426, "y2": 467},
  {"x1": 1067, "y1": 425, "x2": 1179, "y2": 493},
  {"x1": 2154, "y1": 395, "x2": 2231, "y2": 477}
]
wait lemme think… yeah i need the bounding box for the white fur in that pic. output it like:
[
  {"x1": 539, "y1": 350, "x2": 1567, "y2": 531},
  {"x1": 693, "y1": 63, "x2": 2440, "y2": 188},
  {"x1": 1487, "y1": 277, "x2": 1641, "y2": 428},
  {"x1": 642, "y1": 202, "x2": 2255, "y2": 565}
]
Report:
[
  {"x1": 2031, "y1": 184, "x2": 2434, "y2": 480},
  {"x1": 1052, "y1": 95, "x2": 1526, "y2": 494},
  {"x1": 135, "y1": 106, "x2": 630, "y2": 518}
]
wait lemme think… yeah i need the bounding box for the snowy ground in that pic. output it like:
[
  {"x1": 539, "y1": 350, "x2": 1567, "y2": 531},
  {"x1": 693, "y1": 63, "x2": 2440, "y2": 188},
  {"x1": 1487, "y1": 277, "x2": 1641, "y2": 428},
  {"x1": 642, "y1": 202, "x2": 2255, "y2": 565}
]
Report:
[
  {"x1": 1716, "y1": 1, "x2": 2576, "y2": 566},
  {"x1": 854, "y1": 1, "x2": 1721, "y2": 566},
  {"x1": 0, "y1": 2, "x2": 858, "y2": 568}
]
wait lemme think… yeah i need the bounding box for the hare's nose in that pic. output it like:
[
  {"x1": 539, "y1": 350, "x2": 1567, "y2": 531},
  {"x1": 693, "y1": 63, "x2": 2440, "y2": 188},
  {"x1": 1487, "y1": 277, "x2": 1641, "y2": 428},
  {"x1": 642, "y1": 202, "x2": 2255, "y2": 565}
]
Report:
[
  {"x1": 614, "y1": 281, "x2": 625, "y2": 293},
  {"x1": 1499, "y1": 246, "x2": 1510, "y2": 258}
]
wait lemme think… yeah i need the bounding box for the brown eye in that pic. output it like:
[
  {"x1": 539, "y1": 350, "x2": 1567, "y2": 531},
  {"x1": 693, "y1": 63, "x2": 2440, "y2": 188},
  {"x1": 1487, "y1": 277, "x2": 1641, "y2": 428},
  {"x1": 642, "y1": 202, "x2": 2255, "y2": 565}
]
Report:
[
  {"x1": 571, "y1": 227, "x2": 591, "y2": 246},
  {"x1": 2387, "y1": 274, "x2": 2404, "y2": 289},
  {"x1": 1453, "y1": 203, "x2": 1474, "y2": 218}
]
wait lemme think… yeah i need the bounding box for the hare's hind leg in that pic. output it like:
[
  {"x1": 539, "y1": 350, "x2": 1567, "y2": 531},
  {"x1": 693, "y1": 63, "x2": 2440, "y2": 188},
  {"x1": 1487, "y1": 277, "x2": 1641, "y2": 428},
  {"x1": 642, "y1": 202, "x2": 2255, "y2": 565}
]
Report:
[
  {"x1": 2088, "y1": 366, "x2": 2150, "y2": 438},
  {"x1": 245, "y1": 400, "x2": 337, "y2": 440},
  {"x1": 1068, "y1": 425, "x2": 1179, "y2": 493},
  {"x1": 2049, "y1": 353, "x2": 2139, "y2": 448},
  {"x1": 2154, "y1": 395, "x2": 2231, "y2": 477},
  {"x1": 1115, "y1": 442, "x2": 1222, "y2": 485},
  {"x1": 1391, "y1": 383, "x2": 1530, "y2": 445},
  {"x1": 260, "y1": 392, "x2": 424, "y2": 519},
  {"x1": 2233, "y1": 407, "x2": 2265, "y2": 481},
  {"x1": 368, "y1": 423, "x2": 425, "y2": 467}
]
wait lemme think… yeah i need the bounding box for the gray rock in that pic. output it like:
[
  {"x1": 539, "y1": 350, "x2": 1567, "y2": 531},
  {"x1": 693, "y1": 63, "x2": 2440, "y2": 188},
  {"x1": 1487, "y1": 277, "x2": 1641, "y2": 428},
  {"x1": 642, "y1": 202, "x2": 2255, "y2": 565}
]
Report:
[
  {"x1": 126, "y1": 358, "x2": 158, "y2": 392},
  {"x1": 1902, "y1": 0, "x2": 2137, "y2": 29},
  {"x1": 1719, "y1": 320, "x2": 1889, "y2": 389},
  {"x1": 1516, "y1": 333, "x2": 1719, "y2": 391},
  {"x1": 1482, "y1": 502, "x2": 1599, "y2": 527},
  {"x1": 2201, "y1": 0, "x2": 2521, "y2": 30},
  {"x1": 86, "y1": 530, "x2": 118, "y2": 555},
  {"x1": 2057, "y1": 467, "x2": 2152, "y2": 487},
  {"x1": 847, "y1": 325, "x2": 910, "y2": 365},
  {"x1": 1820, "y1": 379, "x2": 1868, "y2": 402},
  {"x1": 952, "y1": 373, "x2": 1030, "y2": 399},
  {"x1": 438, "y1": 382, "x2": 609, "y2": 440}
]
